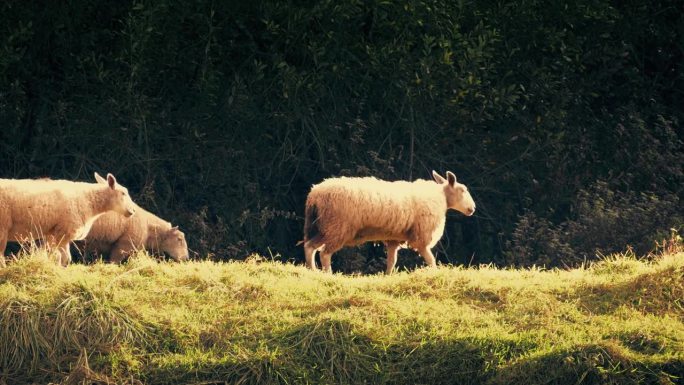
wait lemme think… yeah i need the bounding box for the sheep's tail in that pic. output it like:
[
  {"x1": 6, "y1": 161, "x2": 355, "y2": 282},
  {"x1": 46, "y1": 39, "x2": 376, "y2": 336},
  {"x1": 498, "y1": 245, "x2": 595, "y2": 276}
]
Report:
[{"x1": 301, "y1": 203, "x2": 321, "y2": 245}]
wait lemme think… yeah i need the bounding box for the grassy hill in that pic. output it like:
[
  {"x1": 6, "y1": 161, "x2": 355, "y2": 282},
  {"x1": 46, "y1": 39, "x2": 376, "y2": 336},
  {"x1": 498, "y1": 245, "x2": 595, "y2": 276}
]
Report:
[{"x1": 0, "y1": 250, "x2": 683, "y2": 385}]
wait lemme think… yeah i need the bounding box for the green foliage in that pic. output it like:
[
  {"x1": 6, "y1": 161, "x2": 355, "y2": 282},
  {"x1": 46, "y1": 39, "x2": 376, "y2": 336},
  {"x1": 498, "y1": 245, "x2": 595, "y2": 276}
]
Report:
[
  {"x1": 0, "y1": 0, "x2": 682, "y2": 269},
  {"x1": 0, "y1": 251, "x2": 683, "y2": 384},
  {"x1": 506, "y1": 182, "x2": 682, "y2": 267}
]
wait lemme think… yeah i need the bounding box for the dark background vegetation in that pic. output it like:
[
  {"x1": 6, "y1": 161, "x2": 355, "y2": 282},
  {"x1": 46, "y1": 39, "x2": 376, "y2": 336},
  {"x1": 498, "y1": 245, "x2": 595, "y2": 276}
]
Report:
[{"x1": 1, "y1": 0, "x2": 682, "y2": 272}]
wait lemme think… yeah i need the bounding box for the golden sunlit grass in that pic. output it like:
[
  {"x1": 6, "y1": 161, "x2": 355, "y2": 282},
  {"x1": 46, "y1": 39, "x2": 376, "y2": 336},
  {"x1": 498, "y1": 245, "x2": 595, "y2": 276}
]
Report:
[{"x1": 0, "y1": 250, "x2": 683, "y2": 384}]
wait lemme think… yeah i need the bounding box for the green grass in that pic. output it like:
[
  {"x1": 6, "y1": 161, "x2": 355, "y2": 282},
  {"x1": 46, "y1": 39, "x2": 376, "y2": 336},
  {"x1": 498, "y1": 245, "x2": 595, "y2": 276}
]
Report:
[{"x1": 0, "y1": 250, "x2": 683, "y2": 384}]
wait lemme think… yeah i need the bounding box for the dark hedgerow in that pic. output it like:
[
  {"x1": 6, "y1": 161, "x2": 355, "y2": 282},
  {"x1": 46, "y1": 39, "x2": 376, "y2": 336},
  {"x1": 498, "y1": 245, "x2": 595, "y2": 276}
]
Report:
[
  {"x1": 0, "y1": 0, "x2": 682, "y2": 270},
  {"x1": 506, "y1": 182, "x2": 682, "y2": 268}
]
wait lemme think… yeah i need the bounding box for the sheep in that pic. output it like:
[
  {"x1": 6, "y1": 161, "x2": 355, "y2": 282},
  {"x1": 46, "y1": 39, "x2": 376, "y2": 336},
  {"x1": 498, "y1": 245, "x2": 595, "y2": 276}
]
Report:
[
  {"x1": 81, "y1": 174, "x2": 189, "y2": 263},
  {"x1": 302, "y1": 170, "x2": 476, "y2": 274},
  {"x1": 0, "y1": 172, "x2": 137, "y2": 266}
]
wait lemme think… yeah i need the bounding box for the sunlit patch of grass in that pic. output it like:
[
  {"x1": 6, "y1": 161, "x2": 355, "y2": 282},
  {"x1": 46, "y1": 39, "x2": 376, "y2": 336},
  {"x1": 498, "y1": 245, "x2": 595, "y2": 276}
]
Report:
[{"x1": 0, "y1": 251, "x2": 682, "y2": 384}]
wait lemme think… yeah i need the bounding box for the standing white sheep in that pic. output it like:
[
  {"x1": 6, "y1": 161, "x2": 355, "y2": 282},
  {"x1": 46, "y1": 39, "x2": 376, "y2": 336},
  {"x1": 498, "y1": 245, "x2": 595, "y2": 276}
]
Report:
[
  {"x1": 0, "y1": 172, "x2": 137, "y2": 266},
  {"x1": 302, "y1": 170, "x2": 476, "y2": 274}
]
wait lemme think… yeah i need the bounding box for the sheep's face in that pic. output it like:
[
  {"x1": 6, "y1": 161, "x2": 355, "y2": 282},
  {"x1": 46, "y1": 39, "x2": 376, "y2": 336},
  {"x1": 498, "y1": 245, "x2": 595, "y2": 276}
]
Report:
[
  {"x1": 95, "y1": 172, "x2": 137, "y2": 218},
  {"x1": 162, "y1": 226, "x2": 189, "y2": 262},
  {"x1": 433, "y1": 170, "x2": 476, "y2": 216}
]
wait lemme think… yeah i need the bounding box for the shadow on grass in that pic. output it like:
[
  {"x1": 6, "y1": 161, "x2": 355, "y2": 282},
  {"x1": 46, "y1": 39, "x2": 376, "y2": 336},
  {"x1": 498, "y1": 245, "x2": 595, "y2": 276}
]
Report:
[
  {"x1": 575, "y1": 266, "x2": 684, "y2": 317},
  {"x1": 138, "y1": 317, "x2": 489, "y2": 385},
  {"x1": 486, "y1": 343, "x2": 684, "y2": 385}
]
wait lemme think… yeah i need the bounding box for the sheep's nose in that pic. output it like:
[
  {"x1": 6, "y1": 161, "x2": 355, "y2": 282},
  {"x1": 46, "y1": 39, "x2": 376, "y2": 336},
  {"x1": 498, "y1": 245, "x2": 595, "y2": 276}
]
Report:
[{"x1": 467, "y1": 207, "x2": 476, "y2": 216}]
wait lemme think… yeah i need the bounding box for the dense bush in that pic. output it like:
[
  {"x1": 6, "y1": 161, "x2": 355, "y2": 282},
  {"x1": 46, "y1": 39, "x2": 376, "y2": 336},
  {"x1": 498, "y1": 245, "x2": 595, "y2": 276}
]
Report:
[
  {"x1": 0, "y1": 0, "x2": 682, "y2": 270},
  {"x1": 506, "y1": 182, "x2": 682, "y2": 267}
]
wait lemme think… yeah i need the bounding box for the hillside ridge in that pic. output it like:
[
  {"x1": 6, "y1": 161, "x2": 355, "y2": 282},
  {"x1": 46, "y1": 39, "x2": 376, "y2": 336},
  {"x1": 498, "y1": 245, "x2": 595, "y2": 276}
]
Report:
[{"x1": 0, "y1": 251, "x2": 682, "y2": 384}]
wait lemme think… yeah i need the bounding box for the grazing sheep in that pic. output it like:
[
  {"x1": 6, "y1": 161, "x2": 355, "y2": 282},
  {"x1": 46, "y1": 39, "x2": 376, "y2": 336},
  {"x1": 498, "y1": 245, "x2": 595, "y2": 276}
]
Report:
[
  {"x1": 302, "y1": 170, "x2": 476, "y2": 274},
  {"x1": 82, "y1": 174, "x2": 189, "y2": 263},
  {"x1": 0, "y1": 172, "x2": 136, "y2": 266}
]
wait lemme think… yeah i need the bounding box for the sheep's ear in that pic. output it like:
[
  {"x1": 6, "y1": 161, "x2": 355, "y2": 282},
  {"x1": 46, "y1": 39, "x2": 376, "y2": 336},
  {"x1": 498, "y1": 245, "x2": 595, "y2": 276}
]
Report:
[
  {"x1": 94, "y1": 172, "x2": 106, "y2": 184},
  {"x1": 106, "y1": 173, "x2": 117, "y2": 189},
  {"x1": 446, "y1": 171, "x2": 457, "y2": 186},
  {"x1": 432, "y1": 170, "x2": 446, "y2": 184}
]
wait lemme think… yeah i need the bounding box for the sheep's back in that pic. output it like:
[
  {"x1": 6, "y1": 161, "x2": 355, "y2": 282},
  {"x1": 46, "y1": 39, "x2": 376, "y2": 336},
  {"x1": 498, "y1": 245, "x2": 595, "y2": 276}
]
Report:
[
  {"x1": 87, "y1": 203, "x2": 161, "y2": 246},
  {"x1": 308, "y1": 177, "x2": 445, "y2": 242},
  {"x1": 0, "y1": 178, "x2": 94, "y2": 196},
  {"x1": 86, "y1": 211, "x2": 134, "y2": 244},
  {"x1": 0, "y1": 179, "x2": 85, "y2": 239}
]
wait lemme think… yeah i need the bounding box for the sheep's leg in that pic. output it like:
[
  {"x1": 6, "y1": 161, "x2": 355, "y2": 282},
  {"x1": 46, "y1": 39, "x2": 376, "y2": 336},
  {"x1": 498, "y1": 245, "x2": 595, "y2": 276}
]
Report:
[
  {"x1": 0, "y1": 234, "x2": 7, "y2": 255},
  {"x1": 0, "y1": 233, "x2": 7, "y2": 256},
  {"x1": 58, "y1": 242, "x2": 72, "y2": 267},
  {"x1": 110, "y1": 240, "x2": 135, "y2": 264},
  {"x1": 0, "y1": 233, "x2": 7, "y2": 268},
  {"x1": 417, "y1": 247, "x2": 437, "y2": 269},
  {"x1": 320, "y1": 252, "x2": 333, "y2": 274},
  {"x1": 110, "y1": 247, "x2": 127, "y2": 264},
  {"x1": 385, "y1": 241, "x2": 401, "y2": 274},
  {"x1": 304, "y1": 242, "x2": 318, "y2": 270},
  {"x1": 42, "y1": 235, "x2": 62, "y2": 265}
]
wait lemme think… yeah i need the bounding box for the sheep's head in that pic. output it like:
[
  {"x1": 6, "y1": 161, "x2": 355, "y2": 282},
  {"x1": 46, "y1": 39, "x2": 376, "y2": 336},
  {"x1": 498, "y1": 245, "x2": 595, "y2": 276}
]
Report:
[
  {"x1": 432, "y1": 170, "x2": 476, "y2": 216},
  {"x1": 161, "y1": 226, "x2": 189, "y2": 262},
  {"x1": 94, "y1": 172, "x2": 137, "y2": 218}
]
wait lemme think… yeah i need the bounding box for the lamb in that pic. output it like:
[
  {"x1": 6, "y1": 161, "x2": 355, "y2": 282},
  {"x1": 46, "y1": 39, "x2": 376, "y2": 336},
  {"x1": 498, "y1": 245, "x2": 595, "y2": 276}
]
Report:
[
  {"x1": 0, "y1": 172, "x2": 137, "y2": 266},
  {"x1": 302, "y1": 170, "x2": 476, "y2": 274},
  {"x1": 81, "y1": 174, "x2": 189, "y2": 263}
]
